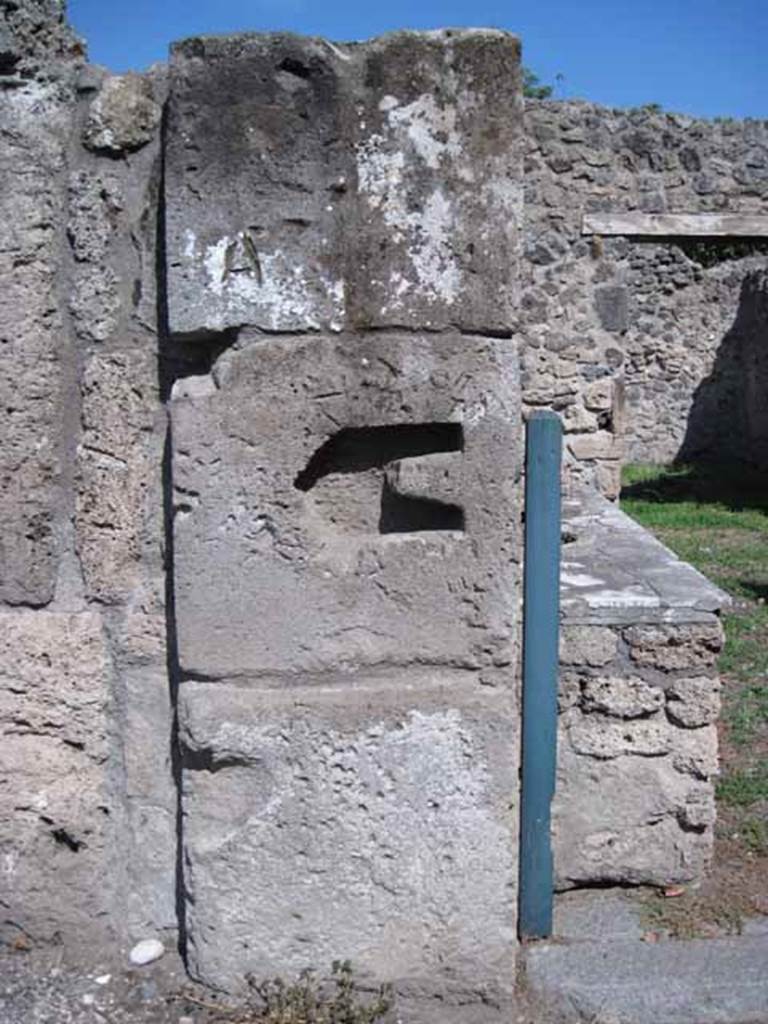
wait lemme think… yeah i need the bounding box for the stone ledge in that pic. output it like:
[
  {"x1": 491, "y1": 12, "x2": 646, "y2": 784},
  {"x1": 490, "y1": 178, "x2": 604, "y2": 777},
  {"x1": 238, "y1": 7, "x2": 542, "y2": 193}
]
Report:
[{"x1": 561, "y1": 489, "x2": 731, "y2": 625}]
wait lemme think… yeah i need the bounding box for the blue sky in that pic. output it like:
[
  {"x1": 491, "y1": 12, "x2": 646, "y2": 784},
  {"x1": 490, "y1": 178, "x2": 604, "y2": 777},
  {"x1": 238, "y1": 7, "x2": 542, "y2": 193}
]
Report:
[{"x1": 68, "y1": 0, "x2": 766, "y2": 120}]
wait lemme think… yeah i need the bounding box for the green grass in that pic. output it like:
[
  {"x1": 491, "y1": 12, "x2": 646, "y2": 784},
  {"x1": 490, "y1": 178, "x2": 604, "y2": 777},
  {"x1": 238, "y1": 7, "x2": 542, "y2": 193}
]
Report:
[
  {"x1": 717, "y1": 767, "x2": 768, "y2": 807},
  {"x1": 622, "y1": 462, "x2": 768, "y2": 824}
]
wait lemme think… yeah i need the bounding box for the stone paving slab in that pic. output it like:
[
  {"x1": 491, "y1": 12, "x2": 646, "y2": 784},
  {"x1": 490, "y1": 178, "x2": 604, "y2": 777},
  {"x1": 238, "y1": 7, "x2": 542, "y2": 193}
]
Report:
[
  {"x1": 526, "y1": 891, "x2": 768, "y2": 1024},
  {"x1": 561, "y1": 490, "x2": 731, "y2": 625}
]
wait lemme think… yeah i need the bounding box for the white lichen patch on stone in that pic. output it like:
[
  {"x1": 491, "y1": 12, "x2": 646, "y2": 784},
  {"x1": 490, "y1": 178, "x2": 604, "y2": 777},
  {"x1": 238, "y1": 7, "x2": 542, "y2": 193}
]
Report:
[
  {"x1": 356, "y1": 94, "x2": 468, "y2": 313},
  {"x1": 561, "y1": 572, "x2": 605, "y2": 588},
  {"x1": 384, "y1": 93, "x2": 463, "y2": 170},
  {"x1": 185, "y1": 232, "x2": 345, "y2": 332}
]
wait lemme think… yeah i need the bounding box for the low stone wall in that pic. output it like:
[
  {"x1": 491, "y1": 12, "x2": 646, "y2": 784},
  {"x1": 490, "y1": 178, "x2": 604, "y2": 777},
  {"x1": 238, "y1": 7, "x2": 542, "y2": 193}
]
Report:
[{"x1": 553, "y1": 492, "x2": 728, "y2": 887}]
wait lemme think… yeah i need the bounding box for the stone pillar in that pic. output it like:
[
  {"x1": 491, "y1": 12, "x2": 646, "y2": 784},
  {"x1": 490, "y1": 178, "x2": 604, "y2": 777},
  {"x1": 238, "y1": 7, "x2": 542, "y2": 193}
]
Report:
[{"x1": 166, "y1": 30, "x2": 524, "y2": 1020}]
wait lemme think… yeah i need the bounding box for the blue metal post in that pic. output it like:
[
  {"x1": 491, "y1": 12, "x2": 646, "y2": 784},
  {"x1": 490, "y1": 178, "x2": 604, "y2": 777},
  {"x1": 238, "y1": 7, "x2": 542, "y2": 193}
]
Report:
[{"x1": 518, "y1": 411, "x2": 562, "y2": 940}]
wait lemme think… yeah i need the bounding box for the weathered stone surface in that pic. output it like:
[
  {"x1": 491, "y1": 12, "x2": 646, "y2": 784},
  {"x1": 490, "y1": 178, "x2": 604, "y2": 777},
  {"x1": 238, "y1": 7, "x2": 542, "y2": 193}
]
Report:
[
  {"x1": 566, "y1": 430, "x2": 623, "y2": 461},
  {"x1": 0, "y1": 0, "x2": 83, "y2": 77},
  {"x1": 583, "y1": 378, "x2": 614, "y2": 412},
  {"x1": 348, "y1": 31, "x2": 522, "y2": 334},
  {"x1": 557, "y1": 490, "x2": 723, "y2": 885},
  {"x1": 166, "y1": 32, "x2": 348, "y2": 336},
  {"x1": 526, "y1": 925, "x2": 768, "y2": 1024},
  {"x1": 561, "y1": 491, "x2": 729, "y2": 623},
  {"x1": 559, "y1": 625, "x2": 617, "y2": 667},
  {"x1": 122, "y1": 668, "x2": 177, "y2": 934},
  {"x1": 165, "y1": 30, "x2": 522, "y2": 336},
  {"x1": 180, "y1": 679, "x2": 518, "y2": 1001},
  {"x1": 0, "y1": 612, "x2": 119, "y2": 943},
  {"x1": 557, "y1": 672, "x2": 582, "y2": 712},
  {"x1": 172, "y1": 333, "x2": 520, "y2": 678},
  {"x1": 68, "y1": 98, "x2": 165, "y2": 347},
  {"x1": 671, "y1": 724, "x2": 719, "y2": 780},
  {"x1": 76, "y1": 351, "x2": 162, "y2": 605},
  {"x1": 565, "y1": 709, "x2": 671, "y2": 759},
  {"x1": 67, "y1": 166, "x2": 123, "y2": 343},
  {"x1": 594, "y1": 284, "x2": 629, "y2": 333},
  {"x1": 83, "y1": 74, "x2": 162, "y2": 154},
  {"x1": 522, "y1": 100, "x2": 768, "y2": 490},
  {"x1": 553, "y1": 744, "x2": 712, "y2": 887},
  {"x1": 625, "y1": 622, "x2": 724, "y2": 671},
  {"x1": 666, "y1": 676, "x2": 721, "y2": 727},
  {"x1": 0, "y1": 85, "x2": 72, "y2": 605},
  {"x1": 581, "y1": 675, "x2": 665, "y2": 718}
]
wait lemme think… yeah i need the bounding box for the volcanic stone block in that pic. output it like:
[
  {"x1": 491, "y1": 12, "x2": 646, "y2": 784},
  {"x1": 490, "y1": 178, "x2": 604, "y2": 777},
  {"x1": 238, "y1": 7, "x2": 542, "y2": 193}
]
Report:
[
  {"x1": 179, "y1": 677, "x2": 518, "y2": 1010},
  {"x1": 165, "y1": 29, "x2": 522, "y2": 336},
  {"x1": 82, "y1": 73, "x2": 162, "y2": 154},
  {"x1": 0, "y1": 612, "x2": 119, "y2": 944},
  {"x1": 76, "y1": 351, "x2": 163, "y2": 605},
  {"x1": 0, "y1": 87, "x2": 72, "y2": 605},
  {"x1": 165, "y1": 33, "x2": 350, "y2": 336},
  {"x1": 553, "y1": 744, "x2": 713, "y2": 888},
  {"x1": 171, "y1": 333, "x2": 520, "y2": 679},
  {"x1": 348, "y1": 30, "x2": 523, "y2": 333}
]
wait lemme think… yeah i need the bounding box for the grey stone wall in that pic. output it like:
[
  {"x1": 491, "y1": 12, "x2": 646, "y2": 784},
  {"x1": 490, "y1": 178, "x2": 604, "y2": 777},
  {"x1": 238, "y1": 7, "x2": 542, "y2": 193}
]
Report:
[
  {"x1": 556, "y1": 619, "x2": 722, "y2": 887},
  {"x1": 0, "y1": 14, "x2": 173, "y2": 950},
  {"x1": 165, "y1": 31, "x2": 524, "y2": 1018},
  {"x1": 0, "y1": 2, "x2": 745, "y2": 1013},
  {"x1": 522, "y1": 99, "x2": 768, "y2": 494}
]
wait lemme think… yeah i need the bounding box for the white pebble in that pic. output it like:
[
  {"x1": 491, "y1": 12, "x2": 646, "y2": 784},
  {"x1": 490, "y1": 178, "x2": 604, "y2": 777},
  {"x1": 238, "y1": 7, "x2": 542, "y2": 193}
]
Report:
[
  {"x1": 129, "y1": 938, "x2": 165, "y2": 966},
  {"x1": 95, "y1": 974, "x2": 111, "y2": 985},
  {"x1": 82, "y1": 994, "x2": 95, "y2": 1006}
]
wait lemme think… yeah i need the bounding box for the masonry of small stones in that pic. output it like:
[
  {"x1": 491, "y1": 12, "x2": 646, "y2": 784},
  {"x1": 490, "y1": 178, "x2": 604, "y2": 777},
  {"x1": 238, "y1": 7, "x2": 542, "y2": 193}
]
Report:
[{"x1": 0, "y1": 0, "x2": 765, "y2": 1017}]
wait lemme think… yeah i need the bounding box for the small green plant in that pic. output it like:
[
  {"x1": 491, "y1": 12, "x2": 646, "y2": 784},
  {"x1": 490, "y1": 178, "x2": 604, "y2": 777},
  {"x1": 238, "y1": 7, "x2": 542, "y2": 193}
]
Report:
[
  {"x1": 245, "y1": 961, "x2": 393, "y2": 1024},
  {"x1": 740, "y1": 817, "x2": 768, "y2": 855}
]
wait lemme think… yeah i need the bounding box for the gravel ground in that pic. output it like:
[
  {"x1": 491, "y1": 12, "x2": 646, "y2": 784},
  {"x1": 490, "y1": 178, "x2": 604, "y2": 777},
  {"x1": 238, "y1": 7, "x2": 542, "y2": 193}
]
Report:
[{"x1": 0, "y1": 945, "x2": 231, "y2": 1024}]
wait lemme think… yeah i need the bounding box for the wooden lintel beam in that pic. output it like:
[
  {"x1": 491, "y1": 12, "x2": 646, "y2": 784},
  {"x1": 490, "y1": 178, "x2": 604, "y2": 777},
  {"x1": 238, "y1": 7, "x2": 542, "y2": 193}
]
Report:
[{"x1": 582, "y1": 212, "x2": 768, "y2": 238}]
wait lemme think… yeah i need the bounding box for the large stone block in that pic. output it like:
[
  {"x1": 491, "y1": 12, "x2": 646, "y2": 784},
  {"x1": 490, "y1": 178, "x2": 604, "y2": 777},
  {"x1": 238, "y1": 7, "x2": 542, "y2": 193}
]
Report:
[
  {"x1": 172, "y1": 333, "x2": 521, "y2": 679},
  {"x1": 82, "y1": 73, "x2": 162, "y2": 154},
  {"x1": 559, "y1": 624, "x2": 617, "y2": 667},
  {"x1": 165, "y1": 30, "x2": 522, "y2": 337},
  {"x1": 76, "y1": 350, "x2": 164, "y2": 605},
  {"x1": 0, "y1": 87, "x2": 73, "y2": 605},
  {"x1": 348, "y1": 31, "x2": 523, "y2": 333},
  {"x1": 625, "y1": 622, "x2": 724, "y2": 671},
  {"x1": 0, "y1": 612, "x2": 120, "y2": 943},
  {"x1": 553, "y1": 744, "x2": 713, "y2": 888},
  {"x1": 179, "y1": 678, "x2": 518, "y2": 1007}
]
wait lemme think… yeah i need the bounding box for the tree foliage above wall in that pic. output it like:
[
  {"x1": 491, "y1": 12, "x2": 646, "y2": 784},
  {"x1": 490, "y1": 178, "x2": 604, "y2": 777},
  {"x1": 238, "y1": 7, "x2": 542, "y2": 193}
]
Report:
[{"x1": 523, "y1": 67, "x2": 553, "y2": 99}]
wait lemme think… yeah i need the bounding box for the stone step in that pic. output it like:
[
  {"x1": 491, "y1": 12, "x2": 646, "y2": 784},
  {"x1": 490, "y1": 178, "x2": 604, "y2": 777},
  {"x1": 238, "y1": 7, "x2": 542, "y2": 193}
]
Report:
[{"x1": 525, "y1": 892, "x2": 768, "y2": 1024}]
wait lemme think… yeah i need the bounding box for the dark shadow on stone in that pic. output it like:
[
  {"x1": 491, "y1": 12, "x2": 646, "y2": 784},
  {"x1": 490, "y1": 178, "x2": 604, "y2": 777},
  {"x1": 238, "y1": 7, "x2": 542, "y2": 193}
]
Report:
[
  {"x1": 155, "y1": 101, "x2": 188, "y2": 966},
  {"x1": 294, "y1": 423, "x2": 463, "y2": 492},
  {"x1": 379, "y1": 478, "x2": 464, "y2": 534},
  {"x1": 677, "y1": 269, "x2": 768, "y2": 473}
]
